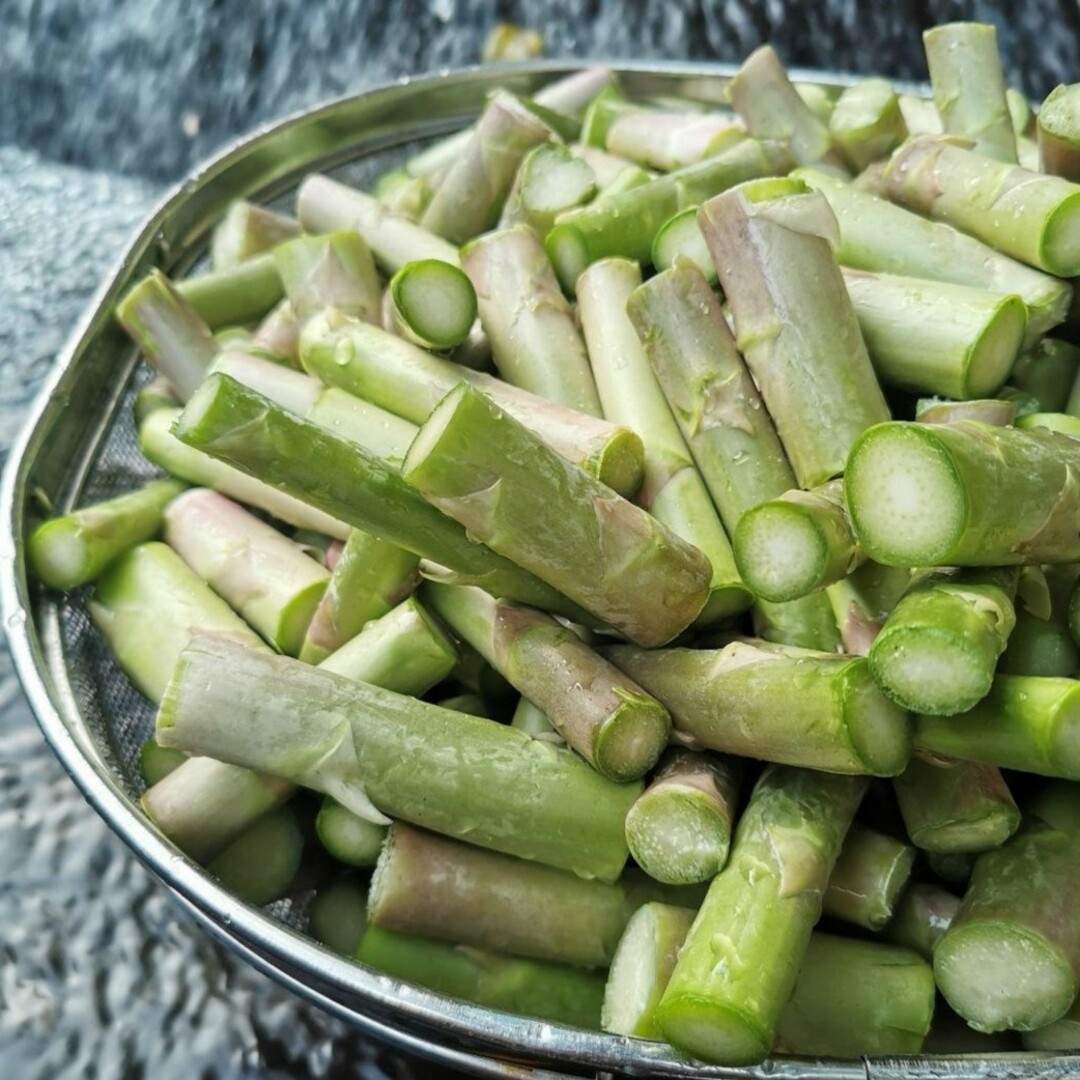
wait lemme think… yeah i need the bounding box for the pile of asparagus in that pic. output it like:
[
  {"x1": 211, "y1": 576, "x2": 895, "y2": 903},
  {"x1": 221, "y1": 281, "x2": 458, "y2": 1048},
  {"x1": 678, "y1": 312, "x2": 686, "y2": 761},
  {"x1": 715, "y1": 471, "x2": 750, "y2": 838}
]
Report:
[{"x1": 29, "y1": 21, "x2": 1080, "y2": 1065}]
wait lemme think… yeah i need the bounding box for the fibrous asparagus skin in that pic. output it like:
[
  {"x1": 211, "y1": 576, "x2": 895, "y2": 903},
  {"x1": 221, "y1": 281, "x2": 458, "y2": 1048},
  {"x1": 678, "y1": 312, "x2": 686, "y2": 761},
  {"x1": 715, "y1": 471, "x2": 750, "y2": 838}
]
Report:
[
  {"x1": 605, "y1": 110, "x2": 741, "y2": 171},
  {"x1": 821, "y1": 823, "x2": 915, "y2": 931},
  {"x1": 886, "y1": 883, "x2": 962, "y2": 959},
  {"x1": 176, "y1": 253, "x2": 284, "y2": 329},
  {"x1": 272, "y1": 231, "x2": 381, "y2": 323},
  {"x1": 1038, "y1": 84, "x2": 1080, "y2": 181},
  {"x1": 402, "y1": 384, "x2": 712, "y2": 648}
]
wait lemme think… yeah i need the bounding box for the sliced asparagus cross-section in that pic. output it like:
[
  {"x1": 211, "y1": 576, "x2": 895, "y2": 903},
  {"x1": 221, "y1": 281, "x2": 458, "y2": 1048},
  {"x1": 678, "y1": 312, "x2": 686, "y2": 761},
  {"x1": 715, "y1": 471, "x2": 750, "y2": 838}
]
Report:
[
  {"x1": 499, "y1": 142, "x2": 597, "y2": 235},
  {"x1": 387, "y1": 258, "x2": 477, "y2": 351}
]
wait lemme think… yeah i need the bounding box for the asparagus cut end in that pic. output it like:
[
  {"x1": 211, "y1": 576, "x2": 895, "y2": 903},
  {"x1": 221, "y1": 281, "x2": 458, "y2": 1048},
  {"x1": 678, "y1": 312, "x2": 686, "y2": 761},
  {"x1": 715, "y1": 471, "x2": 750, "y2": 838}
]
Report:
[
  {"x1": 911, "y1": 805, "x2": 1021, "y2": 855},
  {"x1": 651, "y1": 209, "x2": 716, "y2": 283},
  {"x1": 658, "y1": 995, "x2": 770, "y2": 1067},
  {"x1": 840, "y1": 661, "x2": 913, "y2": 776},
  {"x1": 593, "y1": 697, "x2": 671, "y2": 783},
  {"x1": 625, "y1": 789, "x2": 731, "y2": 885},
  {"x1": 390, "y1": 259, "x2": 478, "y2": 350},
  {"x1": 734, "y1": 502, "x2": 832, "y2": 603},
  {"x1": 28, "y1": 518, "x2": 95, "y2": 590},
  {"x1": 545, "y1": 223, "x2": 590, "y2": 292},
  {"x1": 1044, "y1": 190, "x2": 1080, "y2": 278},
  {"x1": 965, "y1": 294, "x2": 1029, "y2": 398}
]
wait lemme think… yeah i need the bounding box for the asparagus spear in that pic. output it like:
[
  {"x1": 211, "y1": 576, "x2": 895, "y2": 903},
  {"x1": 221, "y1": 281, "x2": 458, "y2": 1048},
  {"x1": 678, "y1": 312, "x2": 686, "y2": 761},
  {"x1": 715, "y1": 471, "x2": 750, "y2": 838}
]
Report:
[
  {"x1": 298, "y1": 311, "x2": 644, "y2": 497},
  {"x1": 461, "y1": 226, "x2": 602, "y2": 416},
  {"x1": 884, "y1": 136, "x2": 1080, "y2": 278},
  {"x1": 163, "y1": 489, "x2": 329, "y2": 657},
  {"x1": 886, "y1": 882, "x2": 962, "y2": 959},
  {"x1": 252, "y1": 299, "x2": 300, "y2": 365},
  {"x1": 1010, "y1": 338, "x2": 1080, "y2": 413},
  {"x1": 828, "y1": 78, "x2": 908, "y2": 171},
  {"x1": 210, "y1": 200, "x2": 300, "y2": 270},
  {"x1": 623, "y1": 750, "x2": 739, "y2": 886},
  {"x1": 649, "y1": 208, "x2": 716, "y2": 283},
  {"x1": 206, "y1": 805, "x2": 305, "y2": 906},
  {"x1": 1038, "y1": 83, "x2": 1080, "y2": 180},
  {"x1": 176, "y1": 252, "x2": 283, "y2": 328},
  {"x1": 29, "y1": 477, "x2": 185, "y2": 590},
  {"x1": 139, "y1": 737, "x2": 186, "y2": 787},
  {"x1": 579, "y1": 85, "x2": 641, "y2": 147},
  {"x1": 423, "y1": 584, "x2": 669, "y2": 782},
  {"x1": 577, "y1": 258, "x2": 750, "y2": 624},
  {"x1": 510, "y1": 696, "x2": 558, "y2": 739},
  {"x1": 655, "y1": 766, "x2": 867, "y2": 1065},
  {"x1": 915, "y1": 397, "x2": 1017, "y2": 425},
  {"x1": 604, "y1": 639, "x2": 911, "y2": 777},
  {"x1": 699, "y1": 177, "x2": 890, "y2": 488},
  {"x1": 846, "y1": 420, "x2": 1080, "y2": 567},
  {"x1": 498, "y1": 142, "x2": 597, "y2": 236},
  {"x1": 923, "y1": 22, "x2": 1018, "y2": 162},
  {"x1": 928, "y1": 850, "x2": 977, "y2": 887},
  {"x1": 935, "y1": 822, "x2": 1080, "y2": 1032},
  {"x1": 386, "y1": 259, "x2": 477, "y2": 351},
  {"x1": 316, "y1": 798, "x2": 386, "y2": 868},
  {"x1": 157, "y1": 637, "x2": 640, "y2": 879},
  {"x1": 402, "y1": 383, "x2": 713, "y2": 647},
  {"x1": 822, "y1": 823, "x2": 915, "y2": 931},
  {"x1": 272, "y1": 231, "x2": 380, "y2": 324},
  {"x1": 605, "y1": 110, "x2": 741, "y2": 171}
]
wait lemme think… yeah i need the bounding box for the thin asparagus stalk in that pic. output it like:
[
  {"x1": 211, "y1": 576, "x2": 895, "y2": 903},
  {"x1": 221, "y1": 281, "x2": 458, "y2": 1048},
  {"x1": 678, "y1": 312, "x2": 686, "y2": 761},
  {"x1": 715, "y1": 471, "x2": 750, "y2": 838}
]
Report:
[
  {"x1": 649, "y1": 208, "x2": 716, "y2": 283},
  {"x1": 655, "y1": 766, "x2": 867, "y2": 1065},
  {"x1": 176, "y1": 252, "x2": 283, "y2": 328},
  {"x1": 846, "y1": 420, "x2": 1080, "y2": 567},
  {"x1": 886, "y1": 882, "x2": 962, "y2": 959},
  {"x1": 499, "y1": 142, "x2": 597, "y2": 236},
  {"x1": 605, "y1": 111, "x2": 742, "y2": 171},
  {"x1": 868, "y1": 568, "x2": 1018, "y2": 715},
  {"x1": 210, "y1": 200, "x2": 300, "y2": 270},
  {"x1": 923, "y1": 22, "x2": 1018, "y2": 163},
  {"x1": 604, "y1": 639, "x2": 911, "y2": 777},
  {"x1": 251, "y1": 299, "x2": 300, "y2": 365},
  {"x1": 822, "y1": 823, "x2": 915, "y2": 931},
  {"x1": 29, "y1": 477, "x2": 185, "y2": 590},
  {"x1": 402, "y1": 383, "x2": 713, "y2": 647},
  {"x1": 510, "y1": 696, "x2": 558, "y2": 739},
  {"x1": 298, "y1": 310, "x2": 644, "y2": 497},
  {"x1": 915, "y1": 397, "x2": 1017, "y2": 425},
  {"x1": 1038, "y1": 83, "x2": 1080, "y2": 180},
  {"x1": 206, "y1": 805, "x2": 305, "y2": 906},
  {"x1": 139, "y1": 737, "x2": 186, "y2": 787},
  {"x1": 545, "y1": 136, "x2": 796, "y2": 291},
  {"x1": 1029, "y1": 779, "x2": 1080, "y2": 834},
  {"x1": 795, "y1": 166, "x2": 1071, "y2": 345},
  {"x1": 423, "y1": 583, "x2": 669, "y2": 782},
  {"x1": 577, "y1": 258, "x2": 750, "y2": 624},
  {"x1": 386, "y1": 259, "x2": 477, "y2": 351},
  {"x1": 163, "y1": 489, "x2": 329, "y2": 657},
  {"x1": 934, "y1": 822, "x2": 1080, "y2": 1032},
  {"x1": 623, "y1": 750, "x2": 739, "y2": 886},
  {"x1": 316, "y1": 798, "x2": 386, "y2": 868},
  {"x1": 884, "y1": 136, "x2": 1080, "y2": 278},
  {"x1": 733, "y1": 479, "x2": 862, "y2": 603},
  {"x1": 461, "y1": 226, "x2": 602, "y2": 416},
  {"x1": 699, "y1": 176, "x2": 890, "y2": 488},
  {"x1": 913, "y1": 675, "x2": 1080, "y2": 780},
  {"x1": 157, "y1": 637, "x2": 641, "y2": 879},
  {"x1": 1023, "y1": 998, "x2": 1080, "y2": 1050},
  {"x1": 273, "y1": 232, "x2": 380, "y2": 324},
  {"x1": 828, "y1": 78, "x2": 908, "y2": 172}
]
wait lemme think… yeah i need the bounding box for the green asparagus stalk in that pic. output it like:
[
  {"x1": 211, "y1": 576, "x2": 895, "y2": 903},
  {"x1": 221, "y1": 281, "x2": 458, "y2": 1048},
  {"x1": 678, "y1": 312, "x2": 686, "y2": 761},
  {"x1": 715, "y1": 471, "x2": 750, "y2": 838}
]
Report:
[
  {"x1": 376, "y1": 169, "x2": 436, "y2": 221},
  {"x1": 1010, "y1": 338, "x2": 1080, "y2": 413},
  {"x1": 649, "y1": 208, "x2": 716, "y2": 283},
  {"x1": 308, "y1": 878, "x2": 369, "y2": 956},
  {"x1": 579, "y1": 85, "x2": 641, "y2": 148},
  {"x1": 299, "y1": 311, "x2": 643, "y2": 497},
  {"x1": 655, "y1": 766, "x2": 867, "y2": 1065},
  {"x1": 461, "y1": 226, "x2": 602, "y2": 416},
  {"x1": 157, "y1": 637, "x2": 640, "y2": 879},
  {"x1": 795, "y1": 82, "x2": 840, "y2": 124},
  {"x1": 1023, "y1": 998, "x2": 1080, "y2": 1050},
  {"x1": 1019, "y1": 411, "x2": 1080, "y2": 438},
  {"x1": 898, "y1": 94, "x2": 943, "y2": 136},
  {"x1": 252, "y1": 300, "x2": 300, "y2": 365},
  {"x1": 272, "y1": 232, "x2": 380, "y2": 323},
  {"x1": 823, "y1": 559, "x2": 910, "y2": 656},
  {"x1": 884, "y1": 136, "x2": 1080, "y2": 278},
  {"x1": 1001, "y1": 595, "x2": 1080, "y2": 678},
  {"x1": 699, "y1": 177, "x2": 890, "y2": 488},
  {"x1": 886, "y1": 882, "x2": 962, "y2": 959},
  {"x1": 210, "y1": 200, "x2": 300, "y2": 270},
  {"x1": 822, "y1": 823, "x2": 915, "y2": 931},
  {"x1": 915, "y1": 397, "x2": 1017, "y2": 425},
  {"x1": 510, "y1": 696, "x2": 558, "y2": 739},
  {"x1": 206, "y1": 805, "x2": 305, "y2": 905},
  {"x1": 316, "y1": 798, "x2": 386, "y2": 868},
  {"x1": 402, "y1": 383, "x2": 712, "y2": 647},
  {"x1": 1029, "y1": 779, "x2": 1080, "y2": 834},
  {"x1": 923, "y1": 22, "x2": 1018, "y2": 162},
  {"x1": 623, "y1": 750, "x2": 739, "y2": 885},
  {"x1": 1018, "y1": 134, "x2": 1042, "y2": 171},
  {"x1": 1038, "y1": 84, "x2": 1080, "y2": 180},
  {"x1": 176, "y1": 252, "x2": 283, "y2": 329},
  {"x1": 577, "y1": 257, "x2": 750, "y2": 624},
  {"x1": 604, "y1": 639, "x2": 911, "y2": 777},
  {"x1": 29, "y1": 477, "x2": 185, "y2": 590},
  {"x1": 828, "y1": 78, "x2": 908, "y2": 171},
  {"x1": 138, "y1": 737, "x2": 186, "y2": 787},
  {"x1": 387, "y1": 259, "x2": 477, "y2": 351},
  {"x1": 1008, "y1": 87, "x2": 1034, "y2": 136},
  {"x1": 935, "y1": 822, "x2": 1080, "y2": 1032},
  {"x1": 605, "y1": 110, "x2": 741, "y2": 171},
  {"x1": 499, "y1": 142, "x2": 597, "y2": 236},
  {"x1": 913, "y1": 675, "x2": 1080, "y2": 780},
  {"x1": 423, "y1": 583, "x2": 669, "y2": 782}
]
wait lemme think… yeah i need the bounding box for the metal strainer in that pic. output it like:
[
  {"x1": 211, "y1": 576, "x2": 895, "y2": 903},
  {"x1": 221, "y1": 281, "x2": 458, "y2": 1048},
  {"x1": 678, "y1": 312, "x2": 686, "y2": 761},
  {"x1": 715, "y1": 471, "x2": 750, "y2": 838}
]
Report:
[{"x1": 2, "y1": 60, "x2": 1076, "y2": 1079}]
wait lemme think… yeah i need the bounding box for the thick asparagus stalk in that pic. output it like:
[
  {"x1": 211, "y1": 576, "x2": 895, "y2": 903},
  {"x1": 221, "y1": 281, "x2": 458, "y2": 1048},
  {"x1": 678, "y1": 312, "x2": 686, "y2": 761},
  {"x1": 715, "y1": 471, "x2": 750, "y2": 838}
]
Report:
[
  {"x1": 828, "y1": 78, "x2": 907, "y2": 170},
  {"x1": 655, "y1": 766, "x2": 867, "y2": 1065},
  {"x1": 176, "y1": 252, "x2": 283, "y2": 329},
  {"x1": 699, "y1": 177, "x2": 890, "y2": 488},
  {"x1": 1010, "y1": 338, "x2": 1080, "y2": 413},
  {"x1": 252, "y1": 299, "x2": 300, "y2": 365},
  {"x1": 499, "y1": 142, "x2": 597, "y2": 236},
  {"x1": 914, "y1": 675, "x2": 1080, "y2": 780},
  {"x1": 605, "y1": 110, "x2": 741, "y2": 171},
  {"x1": 885, "y1": 136, "x2": 1080, "y2": 278},
  {"x1": 1038, "y1": 83, "x2": 1080, "y2": 180},
  {"x1": 461, "y1": 226, "x2": 602, "y2": 416},
  {"x1": 846, "y1": 420, "x2": 1080, "y2": 567},
  {"x1": 923, "y1": 22, "x2": 1017, "y2": 162},
  {"x1": 423, "y1": 584, "x2": 668, "y2": 782},
  {"x1": 577, "y1": 258, "x2": 750, "y2": 624},
  {"x1": 403, "y1": 383, "x2": 713, "y2": 647},
  {"x1": 210, "y1": 200, "x2": 299, "y2": 270},
  {"x1": 886, "y1": 883, "x2": 962, "y2": 959},
  {"x1": 157, "y1": 637, "x2": 640, "y2": 879},
  {"x1": 206, "y1": 805, "x2": 305, "y2": 906},
  {"x1": 298, "y1": 311, "x2": 643, "y2": 497},
  {"x1": 29, "y1": 477, "x2": 185, "y2": 590},
  {"x1": 822, "y1": 823, "x2": 915, "y2": 931},
  {"x1": 273, "y1": 232, "x2": 380, "y2": 323},
  {"x1": 387, "y1": 259, "x2": 477, "y2": 351},
  {"x1": 623, "y1": 750, "x2": 739, "y2": 885},
  {"x1": 935, "y1": 822, "x2": 1080, "y2": 1032},
  {"x1": 604, "y1": 640, "x2": 911, "y2": 777},
  {"x1": 316, "y1": 798, "x2": 386, "y2": 868},
  {"x1": 163, "y1": 489, "x2": 329, "y2": 657}
]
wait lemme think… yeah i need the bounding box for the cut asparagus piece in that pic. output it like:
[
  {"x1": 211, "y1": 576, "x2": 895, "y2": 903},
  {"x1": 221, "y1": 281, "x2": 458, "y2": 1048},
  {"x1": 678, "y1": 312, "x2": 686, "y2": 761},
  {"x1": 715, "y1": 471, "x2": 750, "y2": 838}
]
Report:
[
  {"x1": 924, "y1": 22, "x2": 1018, "y2": 162},
  {"x1": 273, "y1": 232, "x2": 380, "y2": 323},
  {"x1": 210, "y1": 200, "x2": 300, "y2": 270},
  {"x1": 885, "y1": 136, "x2": 1080, "y2": 278},
  {"x1": 935, "y1": 822, "x2": 1080, "y2": 1032},
  {"x1": 298, "y1": 311, "x2": 644, "y2": 497},
  {"x1": 387, "y1": 259, "x2": 477, "y2": 351},
  {"x1": 403, "y1": 383, "x2": 712, "y2": 647},
  {"x1": 623, "y1": 750, "x2": 739, "y2": 885},
  {"x1": 206, "y1": 805, "x2": 304, "y2": 906},
  {"x1": 308, "y1": 879, "x2": 369, "y2": 956},
  {"x1": 655, "y1": 766, "x2": 867, "y2": 1065},
  {"x1": 733, "y1": 479, "x2": 862, "y2": 603},
  {"x1": 163, "y1": 489, "x2": 329, "y2": 657},
  {"x1": 29, "y1": 477, "x2": 185, "y2": 590},
  {"x1": 1038, "y1": 83, "x2": 1080, "y2": 181},
  {"x1": 649, "y1": 208, "x2": 716, "y2": 283},
  {"x1": 842, "y1": 269, "x2": 1027, "y2": 399},
  {"x1": 176, "y1": 375, "x2": 585, "y2": 620},
  {"x1": 375, "y1": 168, "x2": 435, "y2": 222},
  {"x1": 1023, "y1": 998, "x2": 1080, "y2": 1050},
  {"x1": 316, "y1": 797, "x2": 386, "y2": 868},
  {"x1": 423, "y1": 583, "x2": 669, "y2": 782},
  {"x1": 1030, "y1": 779, "x2": 1080, "y2": 834},
  {"x1": 795, "y1": 82, "x2": 840, "y2": 124},
  {"x1": 510, "y1": 696, "x2": 558, "y2": 739},
  {"x1": 846, "y1": 420, "x2": 1080, "y2": 567},
  {"x1": 580, "y1": 85, "x2": 641, "y2": 147},
  {"x1": 915, "y1": 397, "x2": 1017, "y2": 426},
  {"x1": 176, "y1": 252, "x2": 283, "y2": 328},
  {"x1": 795, "y1": 166, "x2": 1071, "y2": 345},
  {"x1": 825, "y1": 559, "x2": 911, "y2": 656},
  {"x1": 886, "y1": 883, "x2": 962, "y2": 959},
  {"x1": 499, "y1": 142, "x2": 597, "y2": 236},
  {"x1": 1011, "y1": 338, "x2": 1080, "y2": 413},
  {"x1": 776, "y1": 934, "x2": 935, "y2": 1057},
  {"x1": 868, "y1": 568, "x2": 1018, "y2": 714},
  {"x1": 252, "y1": 299, "x2": 300, "y2": 365},
  {"x1": 157, "y1": 637, "x2": 640, "y2": 879},
  {"x1": 577, "y1": 258, "x2": 750, "y2": 624},
  {"x1": 138, "y1": 737, "x2": 186, "y2": 787},
  {"x1": 829, "y1": 79, "x2": 907, "y2": 171},
  {"x1": 898, "y1": 94, "x2": 943, "y2": 136},
  {"x1": 914, "y1": 675, "x2": 1080, "y2": 780},
  {"x1": 545, "y1": 136, "x2": 796, "y2": 292},
  {"x1": 699, "y1": 177, "x2": 890, "y2": 488},
  {"x1": 571, "y1": 143, "x2": 646, "y2": 189},
  {"x1": 606, "y1": 110, "x2": 741, "y2": 171},
  {"x1": 1001, "y1": 609, "x2": 1080, "y2": 678},
  {"x1": 461, "y1": 226, "x2": 602, "y2": 416},
  {"x1": 822, "y1": 823, "x2": 915, "y2": 931},
  {"x1": 1018, "y1": 411, "x2": 1080, "y2": 438},
  {"x1": 605, "y1": 639, "x2": 911, "y2": 777}
]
